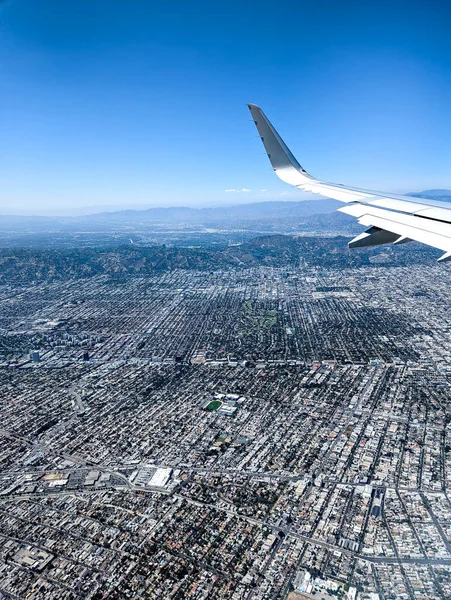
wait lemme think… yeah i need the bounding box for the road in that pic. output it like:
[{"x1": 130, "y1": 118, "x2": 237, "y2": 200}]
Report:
[{"x1": 4, "y1": 456, "x2": 451, "y2": 573}]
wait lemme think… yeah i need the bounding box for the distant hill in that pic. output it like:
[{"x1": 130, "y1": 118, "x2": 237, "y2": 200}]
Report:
[
  {"x1": 407, "y1": 189, "x2": 451, "y2": 201},
  {"x1": 0, "y1": 192, "x2": 448, "y2": 245},
  {"x1": 0, "y1": 233, "x2": 440, "y2": 284},
  {"x1": 0, "y1": 199, "x2": 360, "y2": 243},
  {"x1": 2, "y1": 191, "x2": 451, "y2": 225},
  {"x1": 81, "y1": 199, "x2": 342, "y2": 222}
]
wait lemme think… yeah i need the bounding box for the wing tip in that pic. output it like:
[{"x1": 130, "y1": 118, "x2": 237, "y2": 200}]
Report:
[{"x1": 247, "y1": 103, "x2": 262, "y2": 115}]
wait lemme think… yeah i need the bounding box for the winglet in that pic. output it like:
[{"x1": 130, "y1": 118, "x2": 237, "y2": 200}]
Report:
[{"x1": 247, "y1": 104, "x2": 314, "y2": 186}]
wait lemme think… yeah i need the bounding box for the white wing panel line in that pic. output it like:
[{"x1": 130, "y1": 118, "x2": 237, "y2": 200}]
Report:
[
  {"x1": 415, "y1": 207, "x2": 451, "y2": 223},
  {"x1": 247, "y1": 103, "x2": 451, "y2": 261},
  {"x1": 299, "y1": 182, "x2": 374, "y2": 203}
]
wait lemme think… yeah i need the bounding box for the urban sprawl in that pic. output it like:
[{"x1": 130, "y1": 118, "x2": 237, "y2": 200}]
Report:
[{"x1": 1, "y1": 255, "x2": 451, "y2": 600}]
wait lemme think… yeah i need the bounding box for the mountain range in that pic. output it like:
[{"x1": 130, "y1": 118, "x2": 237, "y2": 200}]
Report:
[{"x1": 0, "y1": 191, "x2": 449, "y2": 244}]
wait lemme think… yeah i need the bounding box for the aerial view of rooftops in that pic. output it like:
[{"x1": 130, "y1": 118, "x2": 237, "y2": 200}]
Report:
[{"x1": 1, "y1": 1, "x2": 451, "y2": 599}]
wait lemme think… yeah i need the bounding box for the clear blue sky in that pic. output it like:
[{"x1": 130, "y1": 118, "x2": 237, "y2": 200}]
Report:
[{"x1": 1, "y1": 0, "x2": 451, "y2": 214}]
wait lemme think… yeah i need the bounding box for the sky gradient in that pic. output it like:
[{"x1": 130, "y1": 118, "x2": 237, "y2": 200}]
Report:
[{"x1": 1, "y1": 0, "x2": 451, "y2": 214}]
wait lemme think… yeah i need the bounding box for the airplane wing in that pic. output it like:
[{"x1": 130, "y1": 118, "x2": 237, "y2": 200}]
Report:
[{"x1": 248, "y1": 104, "x2": 451, "y2": 262}]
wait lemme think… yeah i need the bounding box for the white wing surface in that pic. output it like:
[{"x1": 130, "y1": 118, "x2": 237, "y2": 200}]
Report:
[{"x1": 248, "y1": 104, "x2": 451, "y2": 262}]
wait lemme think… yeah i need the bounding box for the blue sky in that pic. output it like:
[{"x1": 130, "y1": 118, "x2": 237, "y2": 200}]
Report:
[{"x1": 1, "y1": 0, "x2": 451, "y2": 214}]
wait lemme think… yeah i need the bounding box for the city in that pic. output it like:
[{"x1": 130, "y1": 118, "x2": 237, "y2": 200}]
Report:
[
  {"x1": 1, "y1": 250, "x2": 451, "y2": 599},
  {"x1": 2, "y1": 1, "x2": 451, "y2": 598}
]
